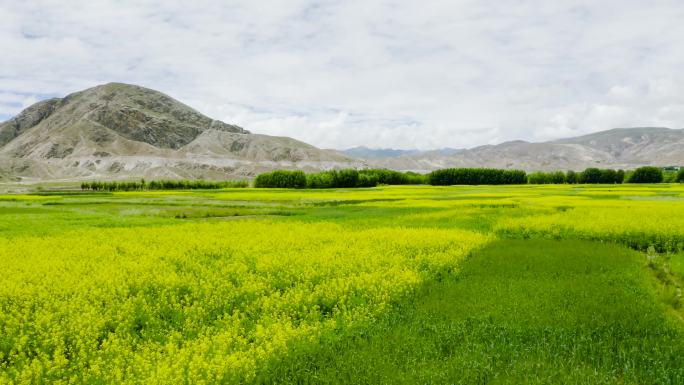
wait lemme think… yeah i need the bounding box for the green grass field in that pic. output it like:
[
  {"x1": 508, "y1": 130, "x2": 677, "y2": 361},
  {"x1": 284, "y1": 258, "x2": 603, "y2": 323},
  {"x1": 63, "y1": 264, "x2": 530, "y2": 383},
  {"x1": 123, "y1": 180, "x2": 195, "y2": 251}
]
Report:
[{"x1": 1, "y1": 184, "x2": 683, "y2": 383}]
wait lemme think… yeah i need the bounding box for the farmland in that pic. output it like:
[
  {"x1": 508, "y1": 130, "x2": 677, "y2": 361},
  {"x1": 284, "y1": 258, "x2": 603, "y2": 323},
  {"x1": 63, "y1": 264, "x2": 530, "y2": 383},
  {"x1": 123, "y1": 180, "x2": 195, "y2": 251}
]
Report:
[{"x1": 1, "y1": 184, "x2": 684, "y2": 384}]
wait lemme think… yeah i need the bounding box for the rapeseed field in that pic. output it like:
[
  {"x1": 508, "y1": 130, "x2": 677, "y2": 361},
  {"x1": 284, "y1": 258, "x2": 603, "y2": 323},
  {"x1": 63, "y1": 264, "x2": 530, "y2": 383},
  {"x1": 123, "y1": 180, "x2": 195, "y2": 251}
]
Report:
[{"x1": 1, "y1": 184, "x2": 683, "y2": 383}]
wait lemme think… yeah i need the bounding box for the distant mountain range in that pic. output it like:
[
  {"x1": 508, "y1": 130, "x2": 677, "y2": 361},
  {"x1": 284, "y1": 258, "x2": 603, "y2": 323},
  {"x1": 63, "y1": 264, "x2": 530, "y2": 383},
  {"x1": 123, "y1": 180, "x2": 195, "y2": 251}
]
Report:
[
  {"x1": 0, "y1": 82, "x2": 682, "y2": 182},
  {"x1": 341, "y1": 147, "x2": 463, "y2": 159},
  {"x1": 360, "y1": 128, "x2": 684, "y2": 172}
]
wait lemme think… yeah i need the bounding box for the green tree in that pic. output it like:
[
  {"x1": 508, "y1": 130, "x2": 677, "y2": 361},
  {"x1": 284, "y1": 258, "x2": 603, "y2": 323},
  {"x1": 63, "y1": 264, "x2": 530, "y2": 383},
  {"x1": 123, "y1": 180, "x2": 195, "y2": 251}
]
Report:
[
  {"x1": 676, "y1": 169, "x2": 684, "y2": 183},
  {"x1": 429, "y1": 168, "x2": 526, "y2": 185},
  {"x1": 627, "y1": 167, "x2": 663, "y2": 183},
  {"x1": 550, "y1": 171, "x2": 566, "y2": 184},
  {"x1": 580, "y1": 168, "x2": 602, "y2": 184},
  {"x1": 330, "y1": 169, "x2": 360, "y2": 188},
  {"x1": 254, "y1": 170, "x2": 307, "y2": 188},
  {"x1": 528, "y1": 172, "x2": 551, "y2": 184},
  {"x1": 599, "y1": 169, "x2": 618, "y2": 184}
]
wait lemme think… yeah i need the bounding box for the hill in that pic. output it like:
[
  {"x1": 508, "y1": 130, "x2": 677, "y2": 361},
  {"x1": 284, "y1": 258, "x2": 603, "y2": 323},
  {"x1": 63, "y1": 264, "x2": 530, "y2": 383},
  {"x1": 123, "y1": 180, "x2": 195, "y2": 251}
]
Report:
[
  {"x1": 1, "y1": 83, "x2": 682, "y2": 181},
  {"x1": 0, "y1": 83, "x2": 360, "y2": 181}
]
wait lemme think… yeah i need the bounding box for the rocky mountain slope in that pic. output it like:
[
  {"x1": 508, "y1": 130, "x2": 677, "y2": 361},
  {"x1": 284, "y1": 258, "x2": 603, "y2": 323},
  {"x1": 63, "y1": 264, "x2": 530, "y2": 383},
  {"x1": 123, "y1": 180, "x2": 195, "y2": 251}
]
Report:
[
  {"x1": 0, "y1": 83, "x2": 360, "y2": 181},
  {"x1": 364, "y1": 128, "x2": 684, "y2": 172},
  {"x1": 1, "y1": 83, "x2": 681, "y2": 182}
]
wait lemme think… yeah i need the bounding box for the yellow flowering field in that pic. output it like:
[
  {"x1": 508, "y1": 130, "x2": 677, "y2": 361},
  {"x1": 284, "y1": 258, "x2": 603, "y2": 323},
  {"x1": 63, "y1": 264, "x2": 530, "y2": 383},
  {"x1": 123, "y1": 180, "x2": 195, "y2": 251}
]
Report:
[
  {"x1": 495, "y1": 198, "x2": 684, "y2": 251},
  {"x1": 0, "y1": 220, "x2": 488, "y2": 384},
  {"x1": 1, "y1": 183, "x2": 684, "y2": 383}
]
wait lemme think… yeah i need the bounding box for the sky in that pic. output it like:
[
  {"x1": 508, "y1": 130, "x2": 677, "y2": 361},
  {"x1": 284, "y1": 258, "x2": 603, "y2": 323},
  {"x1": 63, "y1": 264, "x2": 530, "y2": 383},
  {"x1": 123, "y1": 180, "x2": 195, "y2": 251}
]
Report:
[{"x1": 0, "y1": 0, "x2": 683, "y2": 150}]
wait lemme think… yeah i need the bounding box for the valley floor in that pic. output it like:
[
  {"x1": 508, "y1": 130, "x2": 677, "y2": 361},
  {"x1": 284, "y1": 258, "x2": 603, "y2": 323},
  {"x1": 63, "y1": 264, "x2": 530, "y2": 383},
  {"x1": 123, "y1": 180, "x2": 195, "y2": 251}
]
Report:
[
  {"x1": 1, "y1": 184, "x2": 683, "y2": 383},
  {"x1": 268, "y1": 240, "x2": 684, "y2": 384}
]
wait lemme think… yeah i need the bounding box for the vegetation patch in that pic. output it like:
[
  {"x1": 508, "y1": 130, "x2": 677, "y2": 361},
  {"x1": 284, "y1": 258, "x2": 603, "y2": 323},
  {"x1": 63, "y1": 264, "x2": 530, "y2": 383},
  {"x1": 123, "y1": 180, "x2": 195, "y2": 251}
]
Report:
[
  {"x1": 1, "y1": 184, "x2": 684, "y2": 383},
  {"x1": 261, "y1": 240, "x2": 684, "y2": 384},
  {"x1": 81, "y1": 179, "x2": 249, "y2": 191}
]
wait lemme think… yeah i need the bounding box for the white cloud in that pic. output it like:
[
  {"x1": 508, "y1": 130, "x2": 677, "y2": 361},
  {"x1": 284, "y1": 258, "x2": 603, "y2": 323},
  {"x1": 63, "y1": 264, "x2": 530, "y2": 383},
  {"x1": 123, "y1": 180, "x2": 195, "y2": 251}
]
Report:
[{"x1": 0, "y1": 0, "x2": 683, "y2": 149}]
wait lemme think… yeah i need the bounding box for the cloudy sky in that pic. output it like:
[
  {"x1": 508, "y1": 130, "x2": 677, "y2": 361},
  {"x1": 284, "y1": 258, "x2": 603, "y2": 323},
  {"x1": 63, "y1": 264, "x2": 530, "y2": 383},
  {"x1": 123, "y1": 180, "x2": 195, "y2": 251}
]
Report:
[{"x1": 1, "y1": 1, "x2": 683, "y2": 149}]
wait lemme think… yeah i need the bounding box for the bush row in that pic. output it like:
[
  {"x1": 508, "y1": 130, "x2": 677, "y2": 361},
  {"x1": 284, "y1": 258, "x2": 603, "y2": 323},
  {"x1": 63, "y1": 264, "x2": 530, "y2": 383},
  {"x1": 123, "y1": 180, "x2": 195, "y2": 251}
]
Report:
[
  {"x1": 428, "y1": 168, "x2": 527, "y2": 185},
  {"x1": 84, "y1": 166, "x2": 683, "y2": 191},
  {"x1": 528, "y1": 168, "x2": 626, "y2": 184},
  {"x1": 254, "y1": 169, "x2": 428, "y2": 189},
  {"x1": 81, "y1": 179, "x2": 248, "y2": 191},
  {"x1": 626, "y1": 166, "x2": 664, "y2": 183},
  {"x1": 427, "y1": 166, "x2": 681, "y2": 186},
  {"x1": 527, "y1": 167, "x2": 676, "y2": 184},
  {"x1": 361, "y1": 169, "x2": 427, "y2": 185},
  {"x1": 254, "y1": 170, "x2": 308, "y2": 188}
]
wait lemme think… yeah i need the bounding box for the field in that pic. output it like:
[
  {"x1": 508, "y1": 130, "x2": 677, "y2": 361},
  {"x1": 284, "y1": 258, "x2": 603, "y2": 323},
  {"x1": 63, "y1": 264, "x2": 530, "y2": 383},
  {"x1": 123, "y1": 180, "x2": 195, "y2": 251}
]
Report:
[{"x1": 1, "y1": 184, "x2": 684, "y2": 384}]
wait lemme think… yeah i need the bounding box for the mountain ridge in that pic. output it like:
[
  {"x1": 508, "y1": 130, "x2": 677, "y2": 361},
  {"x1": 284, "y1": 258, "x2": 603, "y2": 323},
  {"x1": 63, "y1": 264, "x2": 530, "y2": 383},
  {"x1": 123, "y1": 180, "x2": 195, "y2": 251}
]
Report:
[
  {"x1": 363, "y1": 127, "x2": 684, "y2": 172},
  {"x1": 1, "y1": 83, "x2": 682, "y2": 182},
  {"x1": 341, "y1": 146, "x2": 463, "y2": 159},
  {"x1": 0, "y1": 83, "x2": 360, "y2": 181}
]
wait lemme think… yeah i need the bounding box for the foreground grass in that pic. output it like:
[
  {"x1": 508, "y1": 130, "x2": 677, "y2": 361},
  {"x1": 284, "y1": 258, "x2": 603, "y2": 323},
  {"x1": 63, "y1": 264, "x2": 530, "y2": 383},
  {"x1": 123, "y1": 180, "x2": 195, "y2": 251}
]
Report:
[
  {"x1": 1, "y1": 184, "x2": 684, "y2": 383},
  {"x1": 264, "y1": 240, "x2": 684, "y2": 384}
]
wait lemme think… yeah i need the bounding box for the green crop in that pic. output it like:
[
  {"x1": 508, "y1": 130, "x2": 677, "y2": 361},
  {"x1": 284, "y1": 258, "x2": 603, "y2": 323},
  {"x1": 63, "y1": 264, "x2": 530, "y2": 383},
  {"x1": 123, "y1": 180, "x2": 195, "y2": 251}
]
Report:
[{"x1": 1, "y1": 183, "x2": 684, "y2": 383}]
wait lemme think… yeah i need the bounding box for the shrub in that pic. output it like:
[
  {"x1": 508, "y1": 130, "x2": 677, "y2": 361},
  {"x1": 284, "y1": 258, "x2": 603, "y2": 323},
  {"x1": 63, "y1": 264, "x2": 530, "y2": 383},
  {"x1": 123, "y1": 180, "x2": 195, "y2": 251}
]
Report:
[
  {"x1": 403, "y1": 172, "x2": 428, "y2": 185},
  {"x1": 330, "y1": 169, "x2": 360, "y2": 188},
  {"x1": 81, "y1": 179, "x2": 247, "y2": 191},
  {"x1": 359, "y1": 169, "x2": 427, "y2": 185},
  {"x1": 663, "y1": 171, "x2": 677, "y2": 183},
  {"x1": 576, "y1": 168, "x2": 625, "y2": 184},
  {"x1": 301, "y1": 169, "x2": 425, "y2": 189},
  {"x1": 627, "y1": 167, "x2": 663, "y2": 183},
  {"x1": 598, "y1": 169, "x2": 618, "y2": 184},
  {"x1": 306, "y1": 172, "x2": 334, "y2": 188},
  {"x1": 528, "y1": 171, "x2": 567, "y2": 184},
  {"x1": 550, "y1": 171, "x2": 566, "y2": 184},
  {"x1": 357, "y1": 173, "x2": 379, "y2": 187},
  {"x1": 579, "y1": 168, "x2": 602, "y2": 184},
  {"x1": 429, "y1": 168, "x2": 527, "y2": 185},
  {"x1": 313, "y1": 168, "x2": 428, "y2": 188},
  {"x1": 254, "y1": 170, "x2": 307, "y2": 188},
  {"x1": 528, "y1": 172, "x2": 552, "y2": 184}
]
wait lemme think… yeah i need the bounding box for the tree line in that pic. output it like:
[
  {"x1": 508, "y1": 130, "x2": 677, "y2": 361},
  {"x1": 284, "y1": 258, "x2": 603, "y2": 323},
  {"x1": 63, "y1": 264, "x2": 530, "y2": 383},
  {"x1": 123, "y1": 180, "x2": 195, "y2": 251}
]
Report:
[
  {"x1": 254, "y1": 166, "x2": 682, "y2": 188},
  {"x1": 428, "y1": 168, "x2": 528, "y2": 185},
  {"x1": 254, "y1": 169, "x2": 428, "y2": 189},
  {"x1": 80, "y1": 179, "x2": 249, "y2": 191},
  {"x1": 527, "y1": 166, "x2": 676, "y2": 184},
  {"x1": 528, "y1": 168, "x2": 625, "y2": 184},
  {"x1": 80, "y1": 166, "x2": 684, "y2": 191}
]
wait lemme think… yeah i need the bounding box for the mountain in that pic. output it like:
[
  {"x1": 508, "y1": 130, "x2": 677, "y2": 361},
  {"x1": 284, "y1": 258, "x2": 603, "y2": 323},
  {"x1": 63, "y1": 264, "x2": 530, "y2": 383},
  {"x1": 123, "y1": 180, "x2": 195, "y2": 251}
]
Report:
[
  {"x1": 342, "y1": 147, "x2": 422, "y2": 159},
  {"x1": 365, "y1": 128, "x2": 684, "y2": 172},
  {"x1": 342, "y1": 146, "x2": 462, "y2": 159},
  {"x1": 0, "y1": 83, "x2": 360, "y2": 181},
  {"x1": 1, "y1": 83, "x2": 681, "y2": 182},
  {"x1": 552, "y1": 127, "x2": 684, "y2": 165}
]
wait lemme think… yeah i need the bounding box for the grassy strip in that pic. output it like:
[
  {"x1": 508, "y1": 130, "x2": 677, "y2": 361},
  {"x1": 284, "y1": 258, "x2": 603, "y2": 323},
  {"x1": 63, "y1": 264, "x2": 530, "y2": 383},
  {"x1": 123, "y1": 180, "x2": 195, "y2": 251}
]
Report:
[{"x1": 259, "y1": 240, "x2": 684, "y2": 384}]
